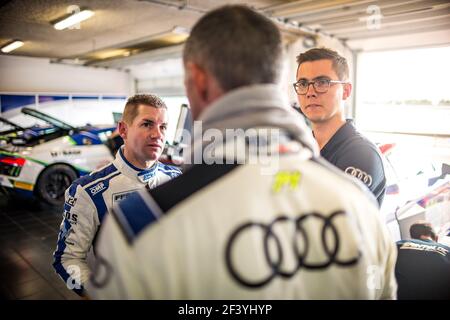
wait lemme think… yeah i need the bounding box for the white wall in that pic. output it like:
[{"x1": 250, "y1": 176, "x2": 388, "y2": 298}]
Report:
[
  {"x1": 128, "y1": 58, "x2": 185, "y2": 96},
  {"x1": 347, "y1": 29, "x2": 450, "y2": 52},
  {"x1": 0, "y1": 55, "x2": 134, "y2": 94},
  {"x1": 4, "y1": 99, "x2": 127, "y2": 128}
]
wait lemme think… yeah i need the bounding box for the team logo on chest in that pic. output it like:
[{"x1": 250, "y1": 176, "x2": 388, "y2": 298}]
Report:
[
  {"x1": 138, "y1": 170, "x2": 156, "y2": 183},
  {"x1": 344, "y1": 166, "x2": 373, "y2": 187}
]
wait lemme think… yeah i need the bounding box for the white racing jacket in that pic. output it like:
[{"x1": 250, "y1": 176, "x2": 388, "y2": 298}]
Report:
[
  {"x1": 88, "y1": 85, "x2": 397, "y2": 299},
  {"x1": 52, "y1": 146, "x2": 181, "y2": 295}
]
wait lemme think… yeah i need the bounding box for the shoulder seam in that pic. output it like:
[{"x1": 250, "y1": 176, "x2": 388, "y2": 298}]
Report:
[
  {"x1": 81, "y1": 170, "x2": 122, "y2": 190},
  {"x1": 75, "y1": 163, "x2": 118, "y2": 188}
]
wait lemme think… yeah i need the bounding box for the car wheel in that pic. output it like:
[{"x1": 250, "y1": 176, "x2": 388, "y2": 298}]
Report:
[{"x1": 36, "y1": 164, "x2": 77, "y2": 206}]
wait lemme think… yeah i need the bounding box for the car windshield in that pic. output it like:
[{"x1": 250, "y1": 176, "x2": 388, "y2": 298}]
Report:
[
  {"x1": 0, "y1": 117, "x2": 24, "y2": 133},
  {"x1": 21, "y1": 108, "x2": 75, "y2": 131}
]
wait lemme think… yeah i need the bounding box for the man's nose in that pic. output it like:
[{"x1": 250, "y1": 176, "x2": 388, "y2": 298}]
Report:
[
  {"x1": 150, "y1": 126, "x2": 164, "y2": 140},
  {"x1": 305, "y1": 83, "x2": 317, "y2": 98}
]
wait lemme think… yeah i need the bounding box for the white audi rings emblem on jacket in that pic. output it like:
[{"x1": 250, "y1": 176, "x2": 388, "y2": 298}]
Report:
[
  {"x1": 344, "y1": 166, "x2": 373, "y2": 187},
  {"x1": 225, "y1": 211, "x2": 361, "y2": 288}
]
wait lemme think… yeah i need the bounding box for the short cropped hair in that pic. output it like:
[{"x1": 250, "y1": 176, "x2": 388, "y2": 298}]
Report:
[
  {"x1": 410, "y1": 221, "x2": 436, "y2": 240},
  {"x1": 183, "y1": 5, "x2": 283, "y2": 91},
  {"x1": 296, "y1": 47, "x2": 349, "y2": 81},
  {"x1": 122, "y1": 94, "x2": 167, "y2": 125}
]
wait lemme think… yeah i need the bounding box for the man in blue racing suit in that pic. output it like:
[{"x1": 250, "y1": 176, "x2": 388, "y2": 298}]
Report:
[{"x1": 52, "y1": 94, "x2": 181, "y2": 295}]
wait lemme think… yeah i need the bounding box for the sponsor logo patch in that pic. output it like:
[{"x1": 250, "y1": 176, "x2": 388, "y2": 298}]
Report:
[
  {"x1": 66, "y1": 196, "x2": 77, "y2": 207},
  {"x1": 344, "y1": 166, "x2": 373, "y2": 187},
  {"x1": 272, "y1": 171, "x2": 301, "y2": 193},
  {"x1": 112, "y1": 190, "x2": 138, "y2": 204},
  {"x1": 401, "y1": 242, "x2": 449, "y2": 257},
  {"x1": 137, "y1": 171, "x2": 155, "y2": 183},
  {"x1": 89, "y1": 182, "x2": 106, "y2": 196},
  {"x1": 50, "y1": 149, "x2": 82, "y2": 157},
  {"x1": 64, "y1": 210, "x2": 78, "y2": 224}
]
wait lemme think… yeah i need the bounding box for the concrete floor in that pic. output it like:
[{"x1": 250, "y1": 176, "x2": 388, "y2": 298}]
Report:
[{"x1": 0, "y1": 195, "x2": 80, "y2": 300}]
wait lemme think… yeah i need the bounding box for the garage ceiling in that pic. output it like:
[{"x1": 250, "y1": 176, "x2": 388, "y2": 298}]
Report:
[{"x1": 0, "y1": 0, "x2": 449, "y2": 67}]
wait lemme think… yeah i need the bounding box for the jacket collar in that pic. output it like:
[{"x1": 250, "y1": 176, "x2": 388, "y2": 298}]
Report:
[
  {"x1": 320, "y1": 119, "x2": 355, "y2": 156},
  {"x1": 184, "y1": 84, "x2": 319, "y2": 166},
  {"x1": 114, "y1": 146, "x2": 159, "y2": 183}
]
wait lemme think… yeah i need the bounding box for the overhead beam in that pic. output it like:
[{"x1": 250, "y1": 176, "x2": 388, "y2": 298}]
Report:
[
  {"x1": 320, "y1": 5, "x2": 450, "y2": 29},
  {"x1": 342, "y1": 22, "x2": 450, "y2": 40},
  {"x1": 330, "y1": 16, "x2": 450, "y2": 35},
  {"x1": 283, "y1": 0, "x2": 447, "y2": 21},
  {"x1": 268, "y1": 0, "x2": 374, "y2": 18},
  {"x1": 88, "y1": 44, "x2": 184, "y2": 68}
]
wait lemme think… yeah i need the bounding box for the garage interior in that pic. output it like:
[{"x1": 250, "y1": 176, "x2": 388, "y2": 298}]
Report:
[{"x1": 0, "y1": 0, "x2": 449, "y2": 300}]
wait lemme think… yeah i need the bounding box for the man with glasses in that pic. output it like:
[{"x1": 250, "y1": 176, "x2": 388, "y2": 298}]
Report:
[{"x1": 294, "y1": 48, "x2": 386, "y2": 206}]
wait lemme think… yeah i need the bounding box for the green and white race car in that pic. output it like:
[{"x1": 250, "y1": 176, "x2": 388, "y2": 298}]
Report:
[{"x1": 0, "y1": 108, "x2": 122, "y2": 205}]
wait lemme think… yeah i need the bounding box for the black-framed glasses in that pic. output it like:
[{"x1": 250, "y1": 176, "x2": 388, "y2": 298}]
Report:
[{"x1": 293, "y1": 78, "x2": 347, "y2": 95}]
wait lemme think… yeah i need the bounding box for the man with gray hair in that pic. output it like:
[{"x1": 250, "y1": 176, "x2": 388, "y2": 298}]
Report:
[{"x1": 88, "y1": 5, "x2": 396, "y2": 299}]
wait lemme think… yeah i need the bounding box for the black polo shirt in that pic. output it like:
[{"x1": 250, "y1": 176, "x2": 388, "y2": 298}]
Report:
[
  {"x1": 395, "y1": 239, "x2": 450, "y2": 299},
  {"x1": 319, "y1": 119, "x2": 386, "y2": 206}
]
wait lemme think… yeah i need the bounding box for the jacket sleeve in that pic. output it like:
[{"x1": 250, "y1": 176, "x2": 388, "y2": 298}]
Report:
[
  {"x1": 379, "y1": 221, "x2": 398, "y2": 299},
  {"x1": 334, "y1": 143, "x2": 386, "y2": 206},
  {"x1": 86, "y1": 213, "x2": 145, "y2": 299},
  {"x1": 52, "y1": 183, "x2": 99, "y2": 296}
]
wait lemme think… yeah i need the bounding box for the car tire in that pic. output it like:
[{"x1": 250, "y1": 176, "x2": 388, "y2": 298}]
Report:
[{"x1": 36, "y1": 164, "x2": 78, "y2": 206}]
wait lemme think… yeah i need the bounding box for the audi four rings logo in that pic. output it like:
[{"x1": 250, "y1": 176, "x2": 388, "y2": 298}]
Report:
[
  {"x1": 89, "y1": 254, "x2": 113, "y2": 288},
  {"x1": 344, "y1": 166, "x2": 373, "y2": 186},
  {"x1": 225, "y1": 211, "x2": 361, "y2": 288}
]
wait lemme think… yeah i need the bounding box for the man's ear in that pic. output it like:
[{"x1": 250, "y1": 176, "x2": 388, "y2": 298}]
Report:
[
  {"x1": 118, "y1": 121, "x2": 128, "y2": 140},
  {"x1": 342, "y1": 82, "x2": 352, "y2": 101},
  {"x1": 186, "y1": 61, "x2": 208, "y2": 101}
]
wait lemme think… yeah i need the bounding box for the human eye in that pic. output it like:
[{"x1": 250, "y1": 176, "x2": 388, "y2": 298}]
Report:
[
  {"x1": 297, "y1": 80, "x2": 309, "y2": 88},
  {"x1": 142, "y1": 121, "x2": 154, "y2": 128},
  {"x1": 315, "y1": 78, "x2": 330, "y2": 88}
]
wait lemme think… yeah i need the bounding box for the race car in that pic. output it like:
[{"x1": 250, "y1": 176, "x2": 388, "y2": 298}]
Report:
[
  {"x1": 0, "y1": 108, "x2": 122, "y2": 206},
  {"x1": 0, "y1": 115, "x2": 55, "y2": 145},
  {"x1": 393, "y1": 176, "x2": 450, "y2": 242},
  {"x1": 0, "y1": 116, "x2": 26, "y2": 137},
  {"x1": 379, "y1": 142, "x2": 450, "y2": 241}
]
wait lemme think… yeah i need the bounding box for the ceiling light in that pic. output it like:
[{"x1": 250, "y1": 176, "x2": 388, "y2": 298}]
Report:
[
  {"x1": 302, "y1": 36, "x2": 317, "y2": 48},
  {"x1": 54, "y1": 9, "x2": 94, "y2": 30},
  {"x1": 172, "y1": 26, "x2": 190, "y2": 36},
  {"x1": 1, "y1": 40, "x2": 24, "y2": 53}
]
